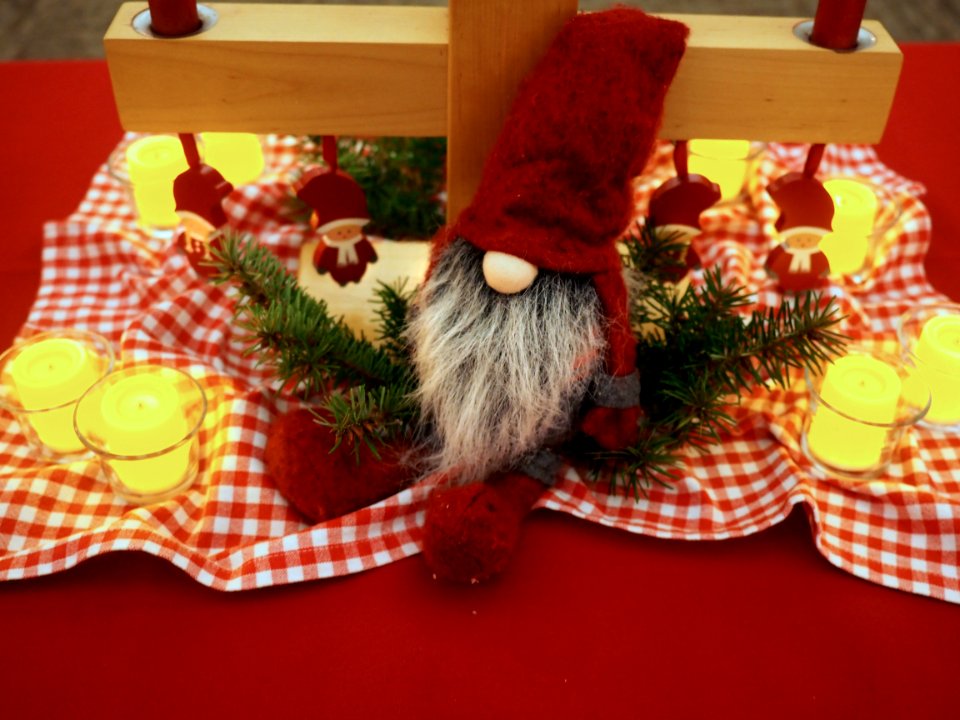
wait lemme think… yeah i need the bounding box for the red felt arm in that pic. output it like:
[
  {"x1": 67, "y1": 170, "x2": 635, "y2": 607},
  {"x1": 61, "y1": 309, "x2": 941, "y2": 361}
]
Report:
[{"x1": 592, "y1": 268, "x2": 636, "y2": 377}]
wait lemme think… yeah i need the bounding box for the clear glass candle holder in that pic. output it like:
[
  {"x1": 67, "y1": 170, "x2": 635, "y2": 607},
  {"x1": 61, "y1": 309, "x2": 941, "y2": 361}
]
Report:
[
  {"x1": 898, "y1": 302, "x2": 960, "y2": 429},
  {"x1": 802, "y1": 346, "x2": 930, "y2": 480},
  {"x1": 688, "y1": 139, "x2": 767, "y2": 203},
  {"x1": 108, "y1": 133, "x2": 186, "y2": 237},
  {"x1": 198, "y1": 132, "x2": 265, "y2": 187},
  {"x1": 74, "y1": 365, "x2": 207, "y2": 505},
  {"x1": 820, "y1": 176, "x2": 903, "y2": 284},
  {"x1": 0, "y1": 330, "x2": 114, "y2": 461}
]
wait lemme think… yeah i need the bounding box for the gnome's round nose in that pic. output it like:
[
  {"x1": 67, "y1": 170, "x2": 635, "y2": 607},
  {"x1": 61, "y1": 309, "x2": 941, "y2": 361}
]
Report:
[{"x1": 481, "y1": 250, "x2": 539, "y2": 294}]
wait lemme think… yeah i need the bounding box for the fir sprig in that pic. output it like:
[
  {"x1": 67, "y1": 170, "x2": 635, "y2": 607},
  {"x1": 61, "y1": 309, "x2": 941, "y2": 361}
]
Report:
[
  {"x1": 212, "y1": 225, "x2": 846, "y2": 494},
  {"x1": 621, "y1": 220, "x2": 691, "y2": 280},
  {"x1": 210, "y1": 232, "x2": 419, "y2": 449},
  {"x1": 596, "y1": 227, "x2": 848, "y2": 498},
  {"x1": 372, "y1": 280, "x2": 416, "y2": 365},
  {"x1": 318, "y1": 384, "x2": 415, "y2": 461}
]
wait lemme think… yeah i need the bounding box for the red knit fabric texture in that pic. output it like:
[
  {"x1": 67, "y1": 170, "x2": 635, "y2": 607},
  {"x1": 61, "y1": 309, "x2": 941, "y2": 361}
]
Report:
[
  {"x1": 422, "y1": 472, "x2": 546, "y2": 584},
  {"x1": 264, "y1": 408, "x2": 416, "y2": 523},
  {"x1": 449, "y1": 8, "x2": 689, "y2": 275}
]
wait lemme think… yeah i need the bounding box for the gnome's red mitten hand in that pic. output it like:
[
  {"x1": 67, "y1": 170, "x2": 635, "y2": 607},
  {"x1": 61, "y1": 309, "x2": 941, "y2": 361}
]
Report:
[
  {"x1": 264, "y1": 408, "x2": 416, "y2": 523},
  {"x1": 581, "y1": 405, "x2": 642, "y2": 451},
  {"x1": 581, "y1": 370, "x2": 642, "y2": 450},
  {"x1": 422, "y1": 471, "x2": 546, "y2": 584}
]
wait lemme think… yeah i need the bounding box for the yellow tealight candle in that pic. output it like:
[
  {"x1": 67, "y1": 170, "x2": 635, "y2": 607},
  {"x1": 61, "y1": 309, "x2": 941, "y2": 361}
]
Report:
[
  {"x1": 820, "y1": 178, "x2": 879, "y2": 275},
  {"x1": 914, "y1": 314, "x2": 960, "y2": 423},
  {"x1": 100, "y1": 370, "x2": 191, "y2": 496},
  {"x1": 200, "y1": 132, "x2": 264, "y2": 187},
  {"x1": 125, "y1": 135, "x2": 188, "y2": 229},
  {"x1": 807, "y1": 354, "x2": 901, "y2": 472},
  {"x1": 9, "y1": 338, "x2": 101, "y2": 454},
  {"x1": 688, "y1": 139, "x2": 752, "y2": 201}
]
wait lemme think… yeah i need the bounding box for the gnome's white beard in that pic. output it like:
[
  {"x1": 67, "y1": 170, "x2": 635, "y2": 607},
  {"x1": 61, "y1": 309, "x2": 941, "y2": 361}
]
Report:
[{"x1": 406, "y1": 240, "x2": 606, "y2": 483}]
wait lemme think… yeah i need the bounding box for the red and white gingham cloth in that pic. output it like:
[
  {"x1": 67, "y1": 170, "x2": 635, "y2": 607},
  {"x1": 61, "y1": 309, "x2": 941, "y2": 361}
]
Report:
[{"x1": 1, "y1": 136, "x2": 958, "y2": 601}]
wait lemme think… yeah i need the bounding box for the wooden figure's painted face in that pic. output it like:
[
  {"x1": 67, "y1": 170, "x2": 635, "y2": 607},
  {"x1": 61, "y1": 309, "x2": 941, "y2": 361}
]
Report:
[
  {"x1": 324, "y1": 222, "x2": 365, "y2": 241},
  {"x1": 785, "y1": 231, "x2": 822, "y2": 250}
]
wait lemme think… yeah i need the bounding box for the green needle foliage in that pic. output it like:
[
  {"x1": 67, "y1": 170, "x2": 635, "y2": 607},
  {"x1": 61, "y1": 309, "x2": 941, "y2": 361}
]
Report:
[
  {"x1": 302, "y1": 136, "x2": 447, "y2": 239},
  {"x1": 210, "y1": 232, "x2": 419, "y2": 453},
  {"x1": 211, "y1": 222, "x2": 846, "y2": 497},
  {"x1": 595, "y1": 225, "x2": 848, "y2": 498}
]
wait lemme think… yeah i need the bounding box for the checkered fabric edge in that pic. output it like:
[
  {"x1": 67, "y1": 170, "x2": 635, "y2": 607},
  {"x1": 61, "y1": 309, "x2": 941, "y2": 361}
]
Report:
[{"x1": 1, "y1": 135, "x2": 957, "y2": 601}]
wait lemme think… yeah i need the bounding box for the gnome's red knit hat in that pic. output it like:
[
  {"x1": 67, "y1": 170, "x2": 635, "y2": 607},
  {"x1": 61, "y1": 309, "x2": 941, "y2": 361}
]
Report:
[
  {"x1": 449, "y1": 8, "x2": 688, "y2": 276},
  {"x1": 296, "y1": 167, "x2": 370, "y2": 233},
  {"x1": 444, "y1": 8, "x2": 688, "y2": 377}
]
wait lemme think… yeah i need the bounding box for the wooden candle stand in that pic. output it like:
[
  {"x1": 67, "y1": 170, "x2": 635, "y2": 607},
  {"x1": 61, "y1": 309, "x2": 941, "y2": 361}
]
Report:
[{"x1": 103, "y1": 1, "x2": 902, "y2": 222}]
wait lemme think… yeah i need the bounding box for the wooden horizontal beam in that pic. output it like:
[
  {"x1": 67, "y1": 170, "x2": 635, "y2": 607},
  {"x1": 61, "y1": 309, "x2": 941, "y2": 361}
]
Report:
[
  {"x1": 660, "y1": 14, "x2": 902, "y2": 144},
  {"x1": 104, "y1": 3, "x2": 449, "y2": 136},
  {"x1": 105, "y1": 4, "x2": 901, "y2": 144}
]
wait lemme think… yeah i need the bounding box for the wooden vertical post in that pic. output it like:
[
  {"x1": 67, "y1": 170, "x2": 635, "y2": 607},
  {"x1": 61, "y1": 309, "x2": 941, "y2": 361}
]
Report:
[{"x1": 445, "y1": 0, "x2": 578, "y2": 223}]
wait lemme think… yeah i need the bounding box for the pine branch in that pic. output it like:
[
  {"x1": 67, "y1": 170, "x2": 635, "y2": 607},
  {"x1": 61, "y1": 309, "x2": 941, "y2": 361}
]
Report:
[
  {"x1": 621, "y1": 221, "x2": 692, "y2": 283},
  {"x1": 316, "y1": 384, "x2": 417, "y2": 461},
  {"x1": 592, "y1": 429, "x2": 683, "y2": 501},
  {"x1": 211, "y1": 224, "x2": 846, "y2": 495},
  {"x1": 598, "y1": 250, "x2": 847, "y2": 497},
  {"x1": 708, "y1": 284, "x2": 847, "y2": 391},
  {"x1": 371, "y1": 279, "x2": 416, "y2": 365},
  {"x1": 210, "y1": 232, "x2": 419, "y2": 448}
]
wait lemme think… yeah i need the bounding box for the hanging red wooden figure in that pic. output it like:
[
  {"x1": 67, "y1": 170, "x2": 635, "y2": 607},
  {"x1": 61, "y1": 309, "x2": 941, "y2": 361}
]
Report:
[
  {"x1": 296, "y1": 137, "x2": 377, "y2": 286},
  {"x1": 173, "y1": 133, "x2": 234, "y2": 278},
  {"x1": 764, "y1": 144, "x2": 834, "y2": 292},
  {"x1": 647, "y1": 140, "x2": 721, "y2": 282}
]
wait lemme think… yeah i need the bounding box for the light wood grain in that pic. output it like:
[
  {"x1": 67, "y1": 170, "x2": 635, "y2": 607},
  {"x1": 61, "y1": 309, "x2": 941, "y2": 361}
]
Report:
[
  {"x1": 445, "y1": 0, "x2": 578, "y2": 222},
  {"x1": 297, "y1": 238, "x2": 430, "y2": 339},
  {"x1": 105, "y1": 3, "x2": 448, "y2": 136},
  {"x1": 659, "y1": 15, "x2": 902, "y2": 143},
  {"x1": 105, "y1": 4, "x2": 903, "y2": 220}
]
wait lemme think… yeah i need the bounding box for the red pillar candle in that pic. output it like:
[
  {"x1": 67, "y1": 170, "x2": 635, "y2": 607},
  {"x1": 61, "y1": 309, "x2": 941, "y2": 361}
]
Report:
[
  {"x1": 148, "y1": 0, "x2": 201, "y2": 37},
  {"x1": 810, "y1": 0, "x2": 868, "y2": 50}
]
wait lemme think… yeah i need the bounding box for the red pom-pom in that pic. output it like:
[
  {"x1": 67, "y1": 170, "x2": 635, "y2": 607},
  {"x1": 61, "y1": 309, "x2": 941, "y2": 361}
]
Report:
[
  {"x1": 422, "y1": 472, "x2": 545, "y2": 584},
  {"x1": 264, "y1": 408, "x2": 416, "y2": 523}
]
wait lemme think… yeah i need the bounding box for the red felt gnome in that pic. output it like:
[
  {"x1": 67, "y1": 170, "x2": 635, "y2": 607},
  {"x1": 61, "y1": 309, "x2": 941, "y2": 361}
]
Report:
[
  {"x1": 264, "y1": 8, "x2": 690, "y2": 584},
  {"x1": 296, "y1": 139, "x2": 377, "y2": 286},
  {"x1": 406, "y1": 8, "x2": 690, "y2": 583}
]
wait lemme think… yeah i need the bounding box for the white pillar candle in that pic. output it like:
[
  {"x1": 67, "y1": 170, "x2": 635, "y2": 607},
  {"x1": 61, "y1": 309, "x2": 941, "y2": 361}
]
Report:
[
  {"x1": 807, "y1": 354, "x2": 901, "y2": 472},
  {"x1": 914, "y1": 314, "x2": 960, "y2": 423},
  {"x1": 820, "y1": 178, "x2": 879, "y2": 276},
  {"x1": 200, "y1": 132, "x2": 264, "y2": 186},
  {"x1": 297, "y1": 239, "x2": 431, "y2": 339},
  {"x1": 9, "y1": 337, "x2": 101, "y2": 454},
  {"x1": 99, "y1": 370, "x2": 192, "y2": 495},
  {"x1": 125, "y1": 135, "x2": 188, "y2": 229},
  {"x1": 688, "y1": 139, "x2": 752, "y2": 201}
]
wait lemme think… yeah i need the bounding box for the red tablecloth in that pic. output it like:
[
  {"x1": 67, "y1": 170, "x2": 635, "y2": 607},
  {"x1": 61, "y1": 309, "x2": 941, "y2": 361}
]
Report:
[{"x1": 2, "y1": 45, "x2": 960, "y2": 718}]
